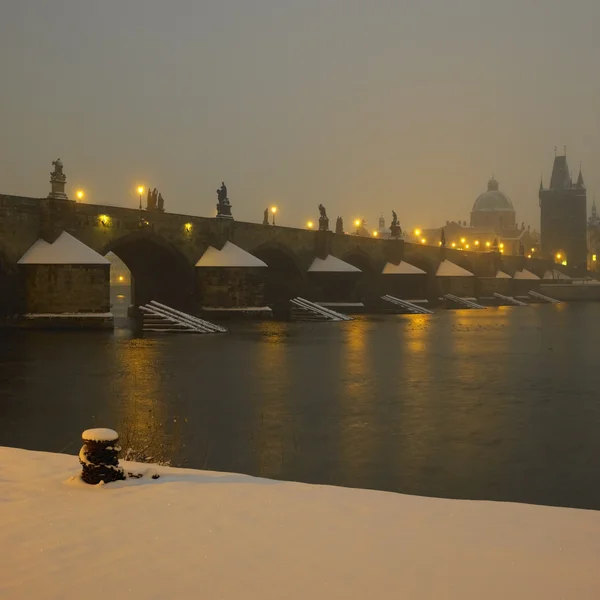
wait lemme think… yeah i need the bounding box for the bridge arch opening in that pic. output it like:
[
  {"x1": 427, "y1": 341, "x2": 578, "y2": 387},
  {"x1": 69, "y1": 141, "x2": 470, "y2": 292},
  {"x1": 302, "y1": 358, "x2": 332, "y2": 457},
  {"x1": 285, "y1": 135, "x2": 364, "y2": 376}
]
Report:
[
  {"x1": 251, "y1": 244, "x2": 305, "y2": 313},
  {"x1": 340, "y1": 251, "x2": 379, "y2": 303},
  {"x1": 102, "y1": 232, "x2": 197, "y2": 310},
  {"x1": 400, "y1": 254, "x2": 438, "y2": 300},
  {"x1": 0, "y1": 248, "x2": 21, "y2": 318}
]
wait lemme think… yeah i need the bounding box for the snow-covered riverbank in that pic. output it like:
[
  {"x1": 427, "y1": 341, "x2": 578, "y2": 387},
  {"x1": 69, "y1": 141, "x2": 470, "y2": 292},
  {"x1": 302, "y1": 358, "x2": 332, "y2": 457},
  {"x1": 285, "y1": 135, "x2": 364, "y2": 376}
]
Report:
[{"x1": 1, "y1": 446, "x2": 599, "y2": 599}]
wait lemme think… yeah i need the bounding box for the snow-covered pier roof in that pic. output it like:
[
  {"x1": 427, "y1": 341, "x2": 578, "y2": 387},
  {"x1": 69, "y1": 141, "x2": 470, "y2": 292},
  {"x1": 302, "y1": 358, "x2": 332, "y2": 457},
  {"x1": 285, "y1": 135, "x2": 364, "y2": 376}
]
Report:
[
  {"x1": 18, "y1": 232, "x2": 110, "y2": 265},
  {"x1": 195, "y1": 242, "x2": 267, "y2": 268}
]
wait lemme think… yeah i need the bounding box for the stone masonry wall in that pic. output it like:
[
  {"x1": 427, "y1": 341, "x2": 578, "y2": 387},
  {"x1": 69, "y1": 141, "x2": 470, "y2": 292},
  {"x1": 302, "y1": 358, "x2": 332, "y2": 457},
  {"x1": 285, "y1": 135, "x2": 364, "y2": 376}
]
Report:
[
  {"x1": 197, "y1": 267, "x2": 266, "y2": 308},
  {"x1": 21, "y1": 264, "x2": 110, "y2": 314}
]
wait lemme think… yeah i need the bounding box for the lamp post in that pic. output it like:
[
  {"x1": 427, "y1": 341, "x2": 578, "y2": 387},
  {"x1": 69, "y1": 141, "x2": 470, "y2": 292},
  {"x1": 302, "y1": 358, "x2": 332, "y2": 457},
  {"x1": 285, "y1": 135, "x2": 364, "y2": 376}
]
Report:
[
  {"x1": 271, "y1": 206, "x2": 277, "y2": 226},
  {"x1": 76, "y1": 189, "x2": 85, "y2": 201},
  {"x1": 137, "y1": 186, "x2": 145, "y2": 210}
]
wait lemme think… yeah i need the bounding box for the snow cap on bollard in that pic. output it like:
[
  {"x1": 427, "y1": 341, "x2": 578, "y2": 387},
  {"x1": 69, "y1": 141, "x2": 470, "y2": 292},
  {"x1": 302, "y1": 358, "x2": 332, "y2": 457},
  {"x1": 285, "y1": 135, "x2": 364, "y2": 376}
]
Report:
[{"x1": 79, "y1": 428, "x2": 125, "y2": 485}]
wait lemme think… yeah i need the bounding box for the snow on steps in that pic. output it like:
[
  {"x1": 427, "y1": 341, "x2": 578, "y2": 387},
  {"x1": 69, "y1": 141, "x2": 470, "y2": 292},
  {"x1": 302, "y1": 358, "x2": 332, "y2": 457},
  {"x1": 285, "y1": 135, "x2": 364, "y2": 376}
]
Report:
[
  {"x1": 381, "y1": 295, "x2": 434, "y2": 314},
  {"x1": 528, "y1": 290, "x2": 561, "y2": 304},
  {"x1": 492, "y1": 293, "x2": 528, "y2": 306},
  {"x1": 290, "y1": 297, "x2": 352, "y2": 322},
  {"x1": 140, "y1": 301, "x2": 227, "y2": 333},
  {"x1": 443, "y1": 294, "x2": 485, "y2": 309}
]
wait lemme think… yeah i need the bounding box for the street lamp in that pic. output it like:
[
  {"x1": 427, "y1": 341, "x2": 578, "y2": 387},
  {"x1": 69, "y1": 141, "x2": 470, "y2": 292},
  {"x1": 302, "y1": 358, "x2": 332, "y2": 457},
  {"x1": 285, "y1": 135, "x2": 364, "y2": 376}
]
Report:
[
  {"x1": 307, "y1": 221, "x2": 314, "y2": 229},
  {"x1": 137, "y1": 185, "x2": 145, "y2": 210},
  {"x1": 76, "y1": 189, "x2": 85, "y2": 201},
  {"x1": 271, "y1": 206, "x2": 277, "y2": 225},
  {"x1": 373, "y1": 230, "x2": 379, "y2": 237}
]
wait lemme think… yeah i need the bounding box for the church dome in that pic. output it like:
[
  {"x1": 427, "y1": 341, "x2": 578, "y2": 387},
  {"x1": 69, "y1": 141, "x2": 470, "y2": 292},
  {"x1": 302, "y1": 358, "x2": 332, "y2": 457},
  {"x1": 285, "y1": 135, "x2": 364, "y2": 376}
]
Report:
[{"x1": 472, "y1": 177, "x2": 514, "y2": 212}]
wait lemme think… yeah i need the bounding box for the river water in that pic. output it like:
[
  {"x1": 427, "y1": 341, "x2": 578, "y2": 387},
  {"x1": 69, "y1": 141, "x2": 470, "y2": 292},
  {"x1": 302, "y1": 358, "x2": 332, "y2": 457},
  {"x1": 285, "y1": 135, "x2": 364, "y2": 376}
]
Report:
[{"x1": 1, "y1": 303, "x2": 600, "y2": 510}]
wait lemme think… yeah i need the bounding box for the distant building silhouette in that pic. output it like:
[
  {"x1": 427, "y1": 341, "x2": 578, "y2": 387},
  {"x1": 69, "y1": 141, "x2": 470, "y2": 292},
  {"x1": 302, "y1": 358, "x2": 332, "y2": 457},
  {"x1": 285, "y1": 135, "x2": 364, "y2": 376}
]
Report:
[
  {"x1": 539, "y1": 154, "x2": 587, "y2": 269},
  {"x1": 588, "y1": 197, "x2": 600, "y2": 272}
]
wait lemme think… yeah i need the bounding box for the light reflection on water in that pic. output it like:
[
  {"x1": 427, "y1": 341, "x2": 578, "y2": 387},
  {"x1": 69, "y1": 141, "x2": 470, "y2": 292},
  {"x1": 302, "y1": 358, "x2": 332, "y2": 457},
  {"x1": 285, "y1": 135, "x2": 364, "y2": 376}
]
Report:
[{"x1": 2, "y1": 304, "x2": 600, "y2": 510}]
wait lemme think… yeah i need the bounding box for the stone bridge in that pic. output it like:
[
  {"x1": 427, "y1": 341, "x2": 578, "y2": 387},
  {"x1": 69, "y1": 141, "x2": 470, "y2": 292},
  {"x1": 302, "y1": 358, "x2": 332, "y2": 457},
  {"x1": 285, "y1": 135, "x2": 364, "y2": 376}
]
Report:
[{"x1": 0, "y1": 194, "x2": 554, "y2": 315}]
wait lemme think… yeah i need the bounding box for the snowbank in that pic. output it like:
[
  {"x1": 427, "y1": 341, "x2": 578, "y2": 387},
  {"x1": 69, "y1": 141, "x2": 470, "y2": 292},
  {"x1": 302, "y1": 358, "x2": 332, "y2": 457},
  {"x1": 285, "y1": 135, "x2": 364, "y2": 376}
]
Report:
[
  {"x1": 195, "y1": 242, "x2": 267, "y2": 268},
  {"x1": 382, "y1": 261, "x2": 426, "y2": 275},
  {"x1": 1, "y1": 447, "x2": 600, "y2": 600},
  {"x1": 436, "y1": 260, "x2": 474, "y2": 277},
  {"x1": 308, "y1": 255, "x2": 361, "y2": 272},
  {"x1": 18, "y1": 232, "x2": 110, "y2": 265}
]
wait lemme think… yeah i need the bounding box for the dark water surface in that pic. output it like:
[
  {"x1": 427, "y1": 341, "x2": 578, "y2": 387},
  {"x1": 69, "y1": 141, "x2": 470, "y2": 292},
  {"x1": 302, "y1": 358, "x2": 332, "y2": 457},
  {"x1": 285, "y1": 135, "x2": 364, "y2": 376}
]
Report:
[{"x1": 2, "y1": 304, "x2": 600, "y2": 510}]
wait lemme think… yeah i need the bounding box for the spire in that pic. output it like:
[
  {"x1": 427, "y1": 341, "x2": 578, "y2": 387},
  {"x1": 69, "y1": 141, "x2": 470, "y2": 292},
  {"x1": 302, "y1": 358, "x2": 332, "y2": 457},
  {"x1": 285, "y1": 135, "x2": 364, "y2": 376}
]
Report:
[
  {"x1": 576, "y1": 163, "x2": 585, "y2": 188},
  {"x1": 549, "y1": 153, "x2": 570, "y2": 190}
]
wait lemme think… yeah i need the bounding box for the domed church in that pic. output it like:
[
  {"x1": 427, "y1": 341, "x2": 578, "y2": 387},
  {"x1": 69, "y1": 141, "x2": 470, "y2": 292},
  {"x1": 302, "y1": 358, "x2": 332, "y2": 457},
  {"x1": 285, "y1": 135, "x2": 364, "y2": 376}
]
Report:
[
  {"x1": 470, "y1": 177, "x2": 516, "y2": 229},
  {"x1": 423, "y1": 175, "x2": 539, "y2": 256}
]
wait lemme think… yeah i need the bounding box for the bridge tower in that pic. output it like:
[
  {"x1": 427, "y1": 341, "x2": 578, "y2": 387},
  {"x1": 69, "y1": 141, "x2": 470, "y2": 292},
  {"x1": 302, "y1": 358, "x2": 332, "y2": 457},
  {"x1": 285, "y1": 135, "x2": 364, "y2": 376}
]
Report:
[{"x1": 539, "y1": 152, "x2": 587, "y2": 271}]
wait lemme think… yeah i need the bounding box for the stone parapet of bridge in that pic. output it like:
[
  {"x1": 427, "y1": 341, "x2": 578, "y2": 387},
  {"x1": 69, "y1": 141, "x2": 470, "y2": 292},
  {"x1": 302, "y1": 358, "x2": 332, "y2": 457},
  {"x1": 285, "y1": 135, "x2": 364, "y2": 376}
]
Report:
[{"x1": 0, "y1": 193, "x2": 556, "y2": 317}]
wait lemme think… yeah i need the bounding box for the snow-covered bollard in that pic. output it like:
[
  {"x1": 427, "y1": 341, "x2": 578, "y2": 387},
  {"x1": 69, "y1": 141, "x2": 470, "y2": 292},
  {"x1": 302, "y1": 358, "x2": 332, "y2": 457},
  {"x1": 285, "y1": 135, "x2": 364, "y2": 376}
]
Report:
[{"x1": 79, "y1": 428, "x2": 125, "y2": 484}]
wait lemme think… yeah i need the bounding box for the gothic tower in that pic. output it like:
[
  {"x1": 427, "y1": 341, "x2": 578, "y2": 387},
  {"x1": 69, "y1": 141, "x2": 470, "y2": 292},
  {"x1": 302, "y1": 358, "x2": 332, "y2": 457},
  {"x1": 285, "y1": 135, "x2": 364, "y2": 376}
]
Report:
[{"x1": 539, "y1": 153, "x2": 587, "y2": 270}]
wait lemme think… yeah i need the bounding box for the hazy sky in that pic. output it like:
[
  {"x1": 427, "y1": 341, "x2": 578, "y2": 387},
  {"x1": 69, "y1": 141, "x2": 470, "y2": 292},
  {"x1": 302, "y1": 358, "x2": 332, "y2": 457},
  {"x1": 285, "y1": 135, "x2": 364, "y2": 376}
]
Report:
[{"x1": 1, "y1": 0, "x2": 598, "y2": 231}]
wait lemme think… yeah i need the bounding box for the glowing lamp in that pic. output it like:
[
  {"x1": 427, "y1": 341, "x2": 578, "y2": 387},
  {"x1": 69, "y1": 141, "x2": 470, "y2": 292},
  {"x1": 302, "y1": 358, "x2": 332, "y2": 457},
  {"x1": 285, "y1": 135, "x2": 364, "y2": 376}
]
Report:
[
  {"x1": 271, "y1": 206, "x2": 277, "y2": 214},
  {"x1": 593, "y1": 254, "x2": 597, "y2": 262},
  {"x1": 184, "y1": 223, "x2": 192, "y2": 233},
  {"x1": 465, "y1": 244, "x2": 470, "y2": 249},
  {"x1": 354, "y1": 219, "x2": 361, "y2": 227},
  {"x1": 76, "y1": 189, "x2": 84, "y2": 201},
  {"x1": 99, "y1": 214, "x2": 110, "y2": 226},
  {"x1": 373, "y1": 231, "x2": 379, "y2": 237},
  {"x1": 451, "y1": 242, "x2": 456, "y2": 248},
  {"x1": 414, "y1": 228, "x2": 422, "y2": 237},
  {"x1": 420, "y1": 238, "x2": 426, "y2": 244},
  {"x1": 460, "y1": 238, "x2": 466, "y2": 244},
  {"x1": 307, "y1": 221, "x2": 314, "y2": 229},
  {"x1": 118, "y1": 275, "x2": 125, "y2": 282}
]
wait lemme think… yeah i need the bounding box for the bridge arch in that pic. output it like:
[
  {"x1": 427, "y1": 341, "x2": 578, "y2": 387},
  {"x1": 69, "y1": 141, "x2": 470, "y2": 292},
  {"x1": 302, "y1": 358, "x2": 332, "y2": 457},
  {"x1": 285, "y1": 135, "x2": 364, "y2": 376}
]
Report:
[
  {"x1": 341, "y1": 249, "x2": 379, "y2": 275},
  {"x1": 101, "y1": 230, "x2": 197, "y2": 310},
  {"x1": 250, "y1": 242, "x2": 306, "y2": 310}
]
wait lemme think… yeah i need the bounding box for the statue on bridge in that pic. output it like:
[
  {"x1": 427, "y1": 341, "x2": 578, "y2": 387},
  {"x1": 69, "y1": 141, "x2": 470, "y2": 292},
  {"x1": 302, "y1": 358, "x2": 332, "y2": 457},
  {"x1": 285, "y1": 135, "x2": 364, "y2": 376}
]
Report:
[
  {"x1": 146, "y1": 188, "x2": 164, "y2": 212},
  {"x1": 48, "y1": 158, "x2": 68, "y2": 200},
  {"x1": 263, "y1": 208, "x2": 269, "y2": 225},
  {"x1": 390, "y1": 210, "x2": 401, "y2": 239},
  {"x1": 440, "y1": 228, "x2": 446, "y2": 247},
  {"x1": 318, "y1": 204, "x2": 329, "y2": 231},
  {"x1": 50, "y1": 159, "x2": 66, "y2": 182},
  {"x1": 335, "y1": 216, "x2": 344, "y2": 234},
  {"x1": 216, "y1": 181, "x2": 233, "y2": 219}
]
